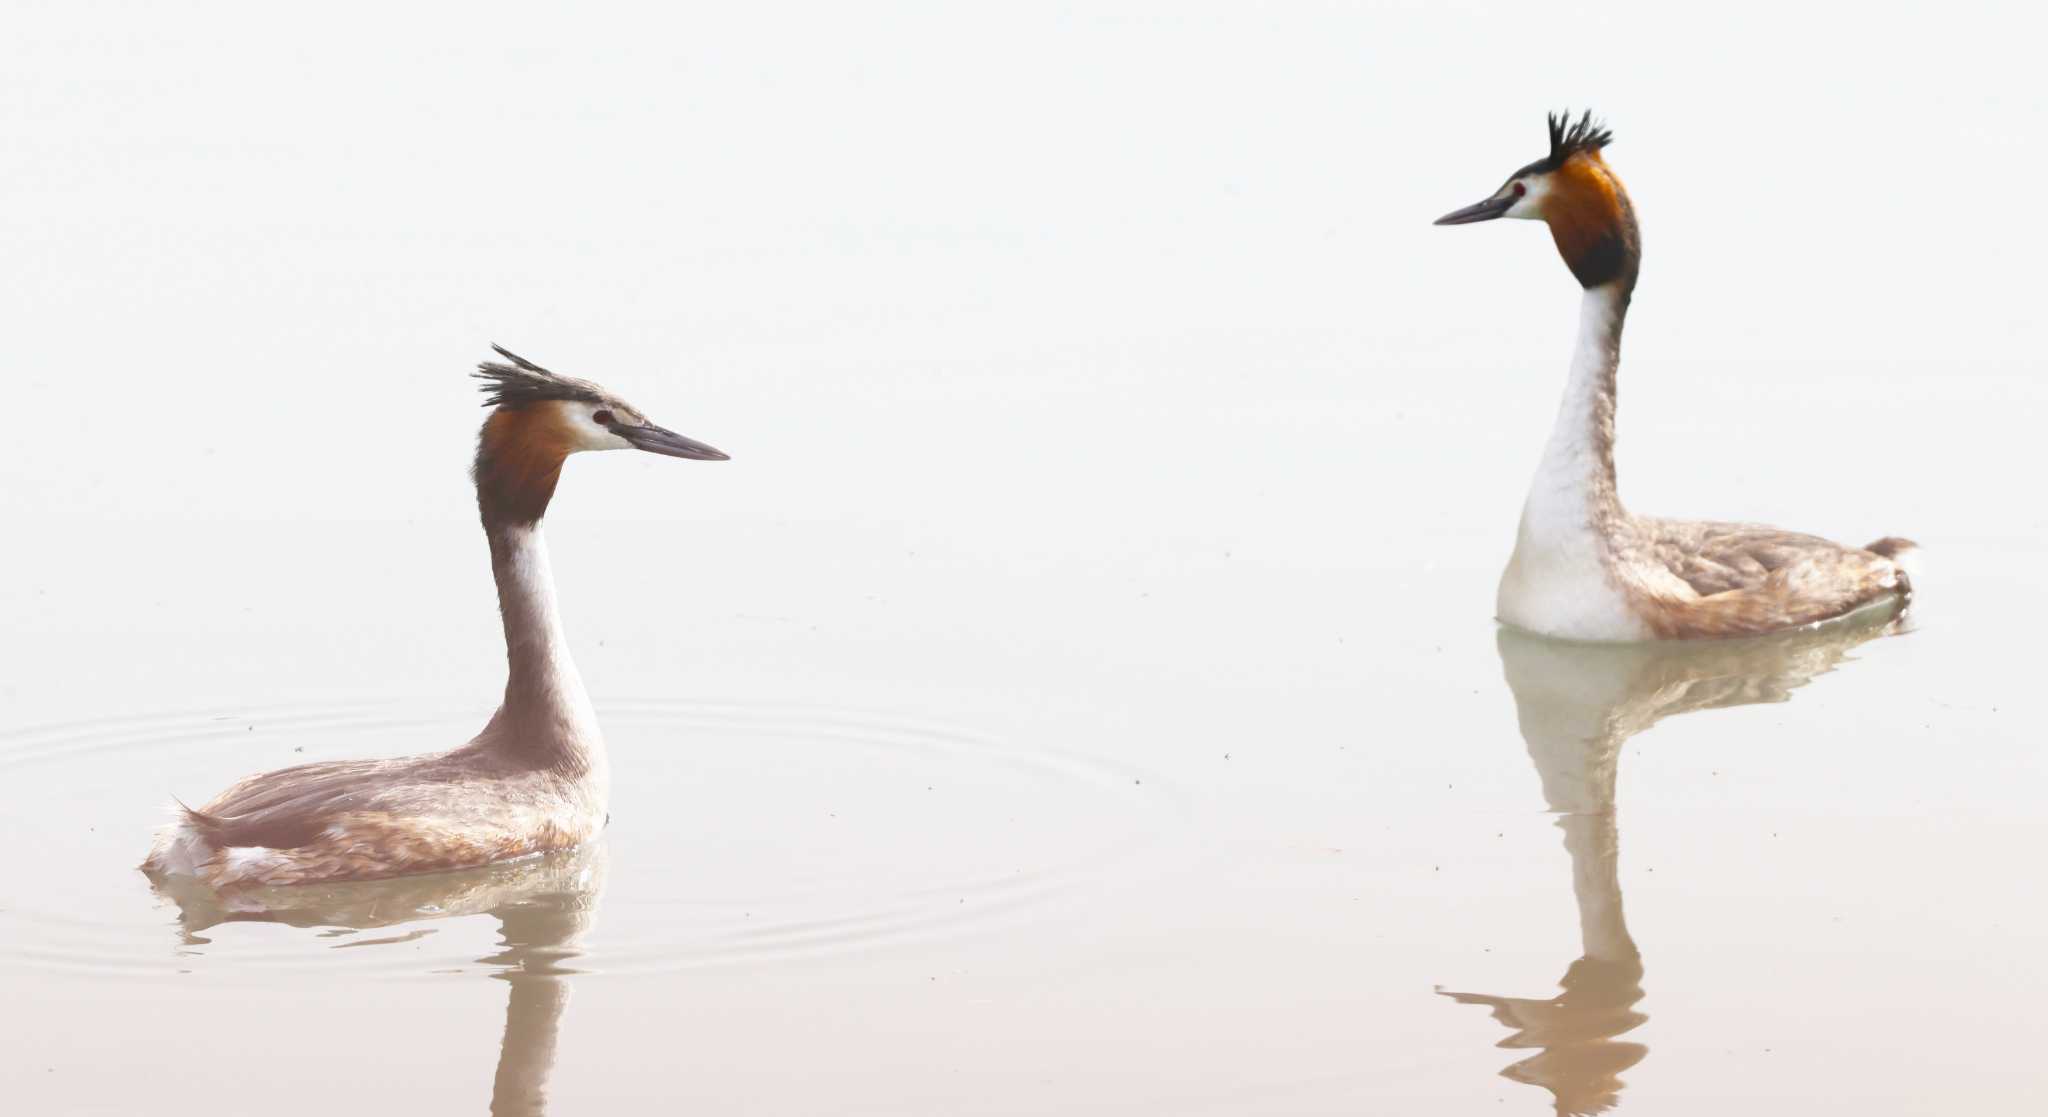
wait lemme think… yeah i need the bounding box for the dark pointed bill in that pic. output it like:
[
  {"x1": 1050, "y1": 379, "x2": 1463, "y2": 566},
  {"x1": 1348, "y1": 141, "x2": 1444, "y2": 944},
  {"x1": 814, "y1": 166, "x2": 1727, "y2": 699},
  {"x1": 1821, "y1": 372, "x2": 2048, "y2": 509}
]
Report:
[
  {"x1": 615, "y1": 422, "x2": 730, "y2": 461},
  {"x1": 1434, "y1": 194, "x2": 1516, "y2": 226}
]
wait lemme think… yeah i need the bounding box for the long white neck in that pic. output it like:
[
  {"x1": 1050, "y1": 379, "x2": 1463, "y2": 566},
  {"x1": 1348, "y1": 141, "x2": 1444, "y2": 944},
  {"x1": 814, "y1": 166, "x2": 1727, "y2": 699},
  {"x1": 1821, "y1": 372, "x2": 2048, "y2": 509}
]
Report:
[
  {"x1": 1520, "y1": 283, "x2": 1627, "y2": 549},
  {"x1": 480, "y1": 522, "x2": 604, "y2": 775},
  {"x1": 1496, "y1": 282, "x2": 1644, "y2": 639}
]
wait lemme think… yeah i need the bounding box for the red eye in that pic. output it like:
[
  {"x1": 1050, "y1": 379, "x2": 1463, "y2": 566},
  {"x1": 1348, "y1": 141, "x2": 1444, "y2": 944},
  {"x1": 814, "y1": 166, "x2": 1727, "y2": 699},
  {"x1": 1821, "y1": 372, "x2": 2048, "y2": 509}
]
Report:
[
  {"x1": 1512, "y1": 182, "x2": 1527, "y2": 198},
  {"x1": 592, "y1": 409, "x2": 614, "y2": 425}
]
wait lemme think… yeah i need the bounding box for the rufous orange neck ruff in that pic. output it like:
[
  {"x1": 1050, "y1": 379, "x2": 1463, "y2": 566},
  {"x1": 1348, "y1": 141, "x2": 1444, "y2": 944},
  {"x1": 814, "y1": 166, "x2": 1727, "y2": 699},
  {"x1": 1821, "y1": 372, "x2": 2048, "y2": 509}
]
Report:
[
  {"x1": 474, "y1": 405, "x2": 577, "y2": 526},
  {"x1": 1546, "y1": 151, "x2": 1640, "y2": 291}
]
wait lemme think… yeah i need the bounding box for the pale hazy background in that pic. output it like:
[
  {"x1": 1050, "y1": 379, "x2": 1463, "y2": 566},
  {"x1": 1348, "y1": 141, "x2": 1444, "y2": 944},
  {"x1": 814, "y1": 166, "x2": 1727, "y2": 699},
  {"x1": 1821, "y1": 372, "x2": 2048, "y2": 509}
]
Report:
[{"x1": 4, "y1": 3, "x2": 2045, "y2": 1114}]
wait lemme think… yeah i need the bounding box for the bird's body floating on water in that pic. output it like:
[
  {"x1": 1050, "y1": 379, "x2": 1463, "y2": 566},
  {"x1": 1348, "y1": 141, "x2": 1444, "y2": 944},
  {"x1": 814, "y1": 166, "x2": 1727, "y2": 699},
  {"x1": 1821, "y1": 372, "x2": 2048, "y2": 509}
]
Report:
[
  {"x1": 1436, "y1": 112, "x2": 1917, "y2": 641},
  {"x1": 143, "y1": 348, "x2": 728, "y2": 888}
]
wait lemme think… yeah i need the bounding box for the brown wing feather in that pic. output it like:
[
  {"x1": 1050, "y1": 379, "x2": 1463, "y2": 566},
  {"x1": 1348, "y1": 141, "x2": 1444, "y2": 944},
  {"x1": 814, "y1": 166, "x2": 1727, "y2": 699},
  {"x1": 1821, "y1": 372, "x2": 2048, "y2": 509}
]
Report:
[
  {"x1": 186, "y1": 756, "x2": 465, "y2": 851},
  {"x1": 1640, "y1": 520, "x2": 1845, "y2": 597},
  {"x1": 170, "y1": 742, "x2": 600, "y2": 886},
  {"x1": 1629, "y1": 518, "x2": 1906, "y2": 639}
]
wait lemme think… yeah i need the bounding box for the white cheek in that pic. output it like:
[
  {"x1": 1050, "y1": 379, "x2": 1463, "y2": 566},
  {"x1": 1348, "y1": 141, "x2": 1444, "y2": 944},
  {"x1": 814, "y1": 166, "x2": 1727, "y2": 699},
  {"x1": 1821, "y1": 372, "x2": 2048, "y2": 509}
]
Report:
[
  {"x1": 542, "y1": 401, "x2": 634, "y2": 452},
  {"x1": 581, "y1": 424, "x2": 633, "y2": 452},
  {"x1": 1504, "y1": 179, "x2": 1550, "y2": 221},
  {"x1": 560, "y1": 413, "x2": 632, "y2": 452}
]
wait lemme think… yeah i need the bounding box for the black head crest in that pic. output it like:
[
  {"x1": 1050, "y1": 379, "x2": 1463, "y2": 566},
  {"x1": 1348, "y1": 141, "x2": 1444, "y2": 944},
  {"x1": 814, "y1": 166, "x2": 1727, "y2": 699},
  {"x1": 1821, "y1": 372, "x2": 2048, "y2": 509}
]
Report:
[
  {"x1": 472, "y1": 345, "x2": 609, "y2": 409},
  {"x1": 1546, "y1": 110, "x2": 1614, "y2": 166}
]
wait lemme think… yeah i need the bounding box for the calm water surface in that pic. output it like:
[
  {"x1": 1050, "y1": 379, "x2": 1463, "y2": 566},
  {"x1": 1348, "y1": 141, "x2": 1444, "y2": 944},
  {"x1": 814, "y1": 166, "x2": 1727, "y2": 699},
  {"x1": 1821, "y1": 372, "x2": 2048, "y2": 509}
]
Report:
[{"x1": 4, "y1": 370, "x2": 2042, "y2": 1113}]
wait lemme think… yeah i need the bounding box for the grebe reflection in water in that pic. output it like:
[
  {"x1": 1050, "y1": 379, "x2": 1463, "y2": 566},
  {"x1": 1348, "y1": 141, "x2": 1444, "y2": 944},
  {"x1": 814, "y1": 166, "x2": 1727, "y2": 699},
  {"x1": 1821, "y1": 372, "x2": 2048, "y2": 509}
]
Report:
[
  {"x1": 152, "y1": 844, "x2": 605, "y2": 1117},
  {"x1": 1441, "y1": 607, "x2": 1907, "y2": 1114}
]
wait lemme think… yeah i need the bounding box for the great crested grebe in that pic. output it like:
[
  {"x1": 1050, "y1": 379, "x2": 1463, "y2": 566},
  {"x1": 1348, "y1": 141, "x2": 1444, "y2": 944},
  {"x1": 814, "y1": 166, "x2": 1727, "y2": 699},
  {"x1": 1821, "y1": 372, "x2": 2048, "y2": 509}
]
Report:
[
  {"x1": 142, "y1": 347, "x2": 727, "y2": 888},
  {"x1": 1436, "y1": 112, "x2": 1919, "y2": 641}
]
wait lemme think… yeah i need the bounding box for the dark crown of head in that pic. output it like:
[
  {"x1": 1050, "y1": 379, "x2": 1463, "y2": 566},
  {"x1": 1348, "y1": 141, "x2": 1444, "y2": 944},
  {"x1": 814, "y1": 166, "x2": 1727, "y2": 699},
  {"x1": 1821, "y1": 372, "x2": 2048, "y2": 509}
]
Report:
[
  {"x1": 473, "y1": 345, "x2": 608, "y2": 409},
  {"x1": 1533, "y1": 109, "x2": 1613, "y2": 172}
]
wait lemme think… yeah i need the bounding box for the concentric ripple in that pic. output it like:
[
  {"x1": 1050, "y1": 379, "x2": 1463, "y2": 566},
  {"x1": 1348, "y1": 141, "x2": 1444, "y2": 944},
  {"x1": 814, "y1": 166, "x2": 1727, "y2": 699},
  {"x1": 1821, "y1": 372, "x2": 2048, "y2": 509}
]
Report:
[{"x1": 0, "y1": 699, "x2": 1167, "y2": 982}]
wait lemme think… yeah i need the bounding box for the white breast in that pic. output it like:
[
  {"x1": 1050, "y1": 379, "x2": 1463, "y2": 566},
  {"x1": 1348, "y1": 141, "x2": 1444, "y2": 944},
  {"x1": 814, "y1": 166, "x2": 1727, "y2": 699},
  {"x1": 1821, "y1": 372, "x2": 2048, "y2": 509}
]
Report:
[{"x1": 1495, "y1": 286, "x2": 1652, "y2": 643}]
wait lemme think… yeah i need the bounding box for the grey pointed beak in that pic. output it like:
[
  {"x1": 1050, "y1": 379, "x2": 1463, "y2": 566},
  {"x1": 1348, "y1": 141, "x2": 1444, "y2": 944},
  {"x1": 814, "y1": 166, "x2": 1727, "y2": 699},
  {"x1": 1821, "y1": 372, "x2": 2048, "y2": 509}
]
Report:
[
  {"x1": 613, "y1": 421, "x2": 730, "y2": 461},
  {"x1": 1434, "y1": 194, "x2": 1516, "y2": 226}
]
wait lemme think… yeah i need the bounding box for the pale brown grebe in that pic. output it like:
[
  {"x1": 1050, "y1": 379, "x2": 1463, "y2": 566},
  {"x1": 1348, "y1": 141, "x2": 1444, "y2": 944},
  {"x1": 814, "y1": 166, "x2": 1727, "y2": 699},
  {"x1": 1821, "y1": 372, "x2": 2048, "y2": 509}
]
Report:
[
  {"x1": 1436, "y1": 112, "x2": 1918, "y2": 641},
  {"x1": 143, "y1": 347, "x2": 727, "y2": 888}
]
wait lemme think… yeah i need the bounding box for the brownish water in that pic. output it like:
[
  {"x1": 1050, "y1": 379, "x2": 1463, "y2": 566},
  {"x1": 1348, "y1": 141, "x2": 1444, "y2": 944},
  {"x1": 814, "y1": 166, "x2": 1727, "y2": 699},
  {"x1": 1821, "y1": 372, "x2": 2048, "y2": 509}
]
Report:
[{"x1": 6, "y1": 500, "x2": 2041, "y2": 1114}]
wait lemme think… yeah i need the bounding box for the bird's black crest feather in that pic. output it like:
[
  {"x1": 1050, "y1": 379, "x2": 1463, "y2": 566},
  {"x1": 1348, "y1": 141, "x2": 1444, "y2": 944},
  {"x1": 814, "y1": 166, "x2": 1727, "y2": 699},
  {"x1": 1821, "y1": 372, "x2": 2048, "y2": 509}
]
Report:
[
  {"x1": 1545, "y1": 110, "x2": 1613, "y2": 166},
  {"x1": 472, "y1": 345, "x2": 607, "y2": 409}
]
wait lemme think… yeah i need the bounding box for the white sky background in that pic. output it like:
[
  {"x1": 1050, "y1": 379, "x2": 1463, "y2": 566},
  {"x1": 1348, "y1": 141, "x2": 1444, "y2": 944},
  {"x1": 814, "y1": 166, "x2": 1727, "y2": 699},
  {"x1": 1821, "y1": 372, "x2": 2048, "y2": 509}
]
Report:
[{"x1": 4, "y1": 0, "x2": 2042, "y2": 562}]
